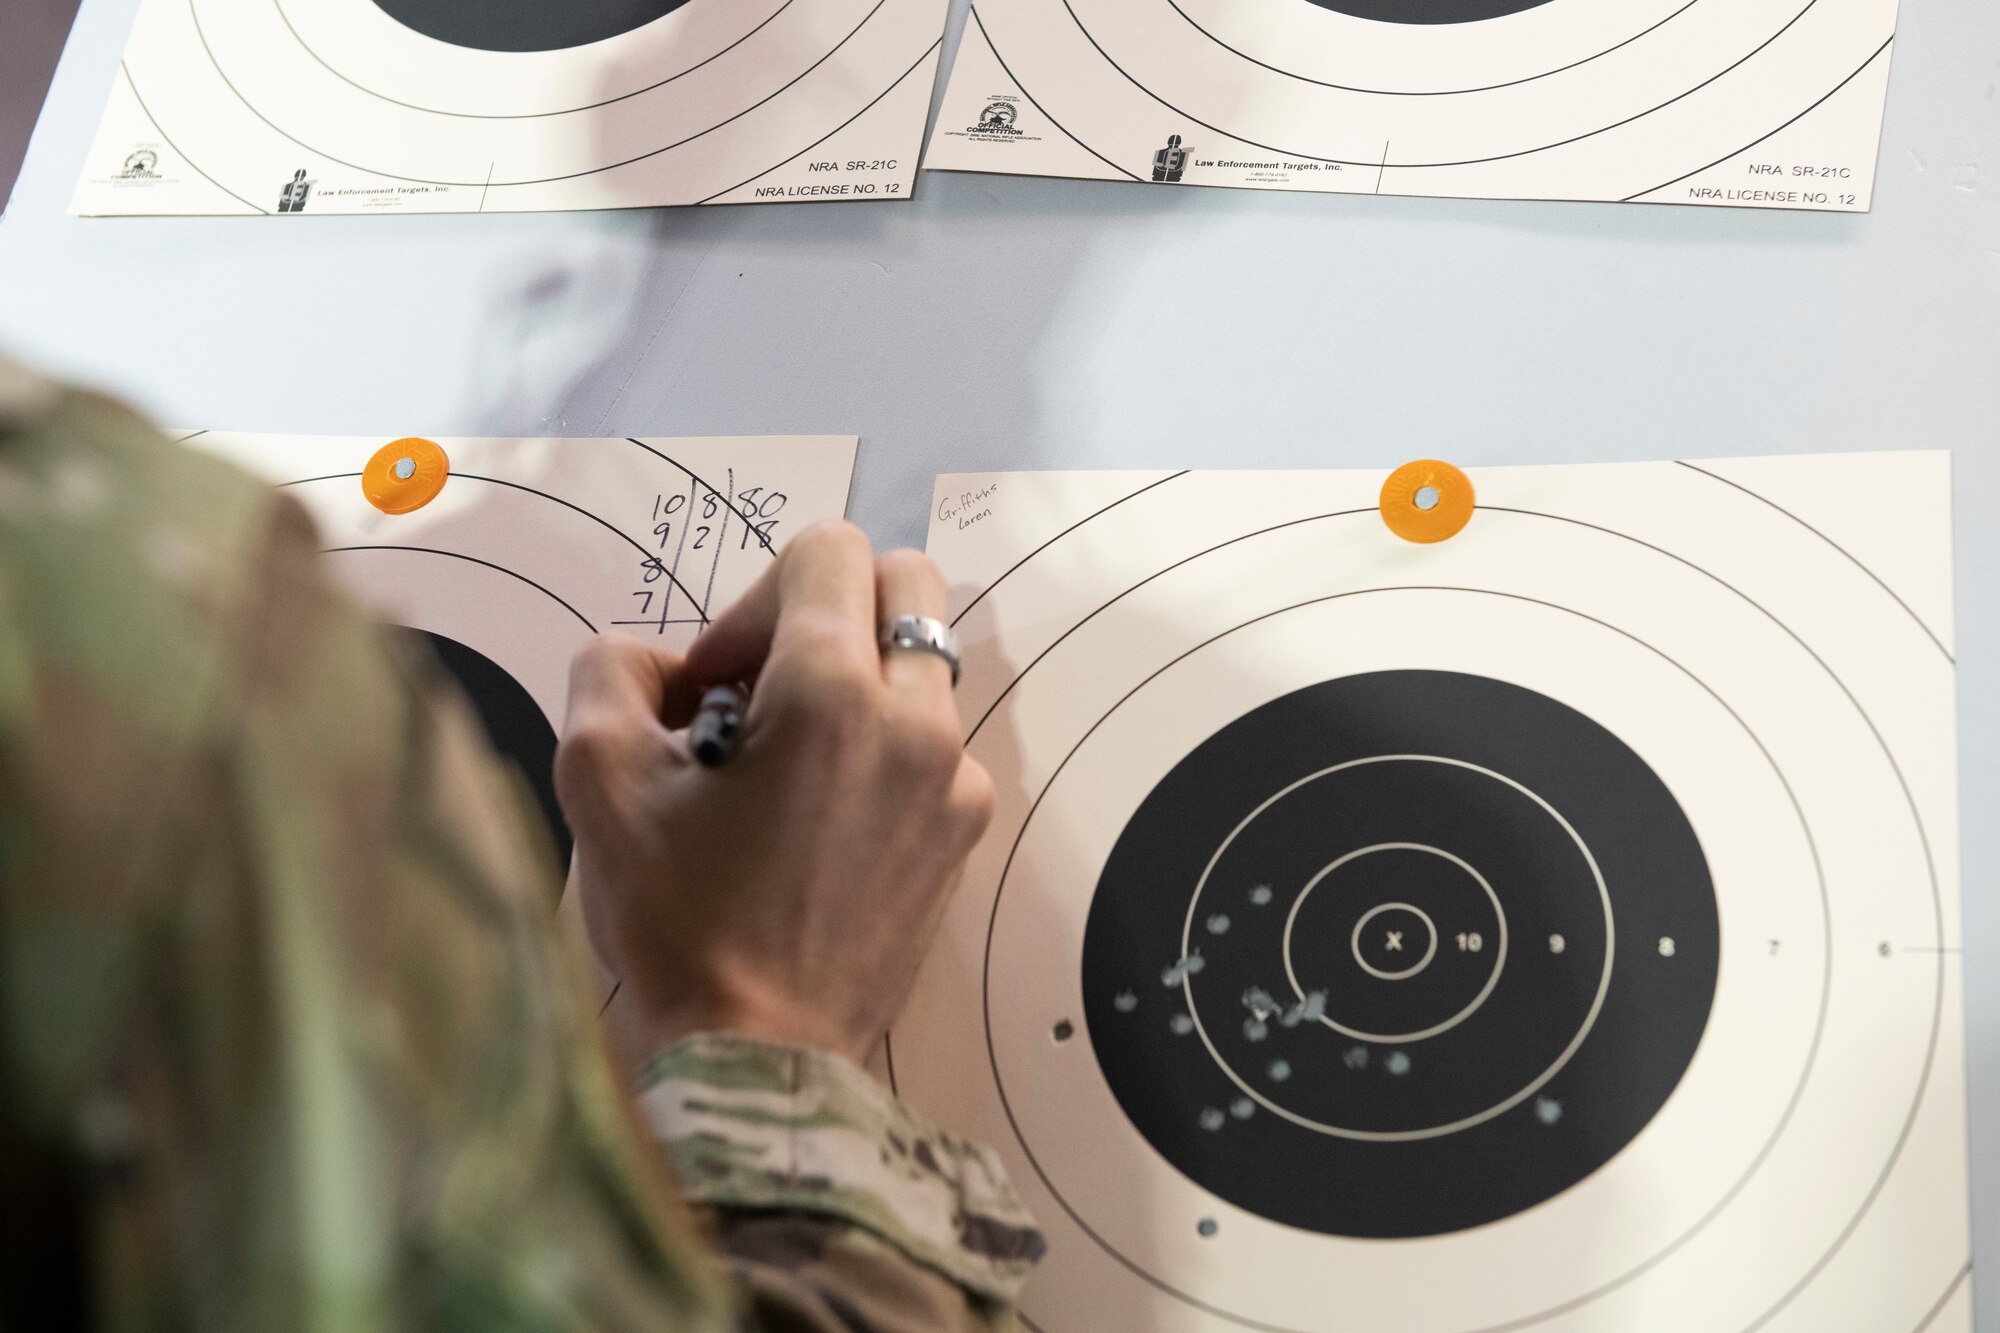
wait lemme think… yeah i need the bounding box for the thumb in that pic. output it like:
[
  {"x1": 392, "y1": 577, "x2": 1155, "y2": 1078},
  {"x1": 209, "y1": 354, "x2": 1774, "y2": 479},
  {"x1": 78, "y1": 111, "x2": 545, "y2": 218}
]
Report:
[{"x1": 560, "y1": 635, "x2": 704, "y2": 760}]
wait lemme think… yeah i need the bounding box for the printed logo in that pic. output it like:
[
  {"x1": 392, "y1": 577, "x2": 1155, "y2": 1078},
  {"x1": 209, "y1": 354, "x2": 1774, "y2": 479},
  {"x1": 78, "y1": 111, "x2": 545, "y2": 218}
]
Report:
[
  {"x1": 939, "y1": 93, "x2": 1042, "y2": 147},
  {"x1": 969, "y1": 99, "x2": 1024, "y2": 136},
  {"x1": 1152, "y1": 134, "x2": 1192, "y2": 183},
  {"x1": 277, "y1": 168, "x2": 316, "y2": 213},
  {"x1": 88, "y1": 142, "x2": 177, "y2": 192}
]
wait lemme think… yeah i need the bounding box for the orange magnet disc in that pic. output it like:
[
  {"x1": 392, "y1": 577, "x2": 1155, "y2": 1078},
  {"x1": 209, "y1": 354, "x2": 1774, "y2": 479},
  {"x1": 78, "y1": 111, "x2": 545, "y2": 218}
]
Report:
[
  {"x1": 1379, "y1": 459, "x2": 1475, "y2": 544},
  {"x1": 362, "y1": 437, "x2": 449, "y2": 515}
]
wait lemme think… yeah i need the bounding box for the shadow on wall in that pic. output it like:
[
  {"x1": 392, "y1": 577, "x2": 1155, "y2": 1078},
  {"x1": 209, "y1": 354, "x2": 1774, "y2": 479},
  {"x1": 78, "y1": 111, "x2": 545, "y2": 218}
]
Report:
[
  {"x1": 458, "y1": 185, "x2": 1214, "y2": 547},
  {"x1": 0, "y1": 0, "x2": 83, "y2": 212}
]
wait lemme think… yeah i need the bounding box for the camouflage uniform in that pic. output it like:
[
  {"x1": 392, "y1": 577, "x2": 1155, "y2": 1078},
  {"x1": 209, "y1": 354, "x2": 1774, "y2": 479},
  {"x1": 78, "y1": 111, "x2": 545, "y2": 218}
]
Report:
[{"x1": 0, "y1": 364, "x2": 1042, "y2": 1331}]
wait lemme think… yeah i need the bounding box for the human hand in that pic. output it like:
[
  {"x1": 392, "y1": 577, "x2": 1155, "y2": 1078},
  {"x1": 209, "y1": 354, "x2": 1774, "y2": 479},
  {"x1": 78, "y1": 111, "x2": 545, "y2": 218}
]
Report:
[{"x1": 554, "y1": 522, "x2": 994, "y2": 1068}]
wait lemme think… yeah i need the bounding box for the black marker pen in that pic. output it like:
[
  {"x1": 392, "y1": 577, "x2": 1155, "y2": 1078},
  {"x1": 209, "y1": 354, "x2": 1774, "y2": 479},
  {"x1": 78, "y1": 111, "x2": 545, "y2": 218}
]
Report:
[{"x1": 690, "y1": 683, "x2": 748, "y2": 767}]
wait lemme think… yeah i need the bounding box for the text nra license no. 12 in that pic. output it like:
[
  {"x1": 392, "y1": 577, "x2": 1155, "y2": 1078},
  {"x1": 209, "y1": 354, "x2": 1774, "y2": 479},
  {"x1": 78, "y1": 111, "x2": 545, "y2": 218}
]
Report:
[
  {"x1": 755, "y1": 161, "x2": 904, "y2": 200},
  {"x1": 1687, "y1": 161, "x2": 1861, "y2": 206}
]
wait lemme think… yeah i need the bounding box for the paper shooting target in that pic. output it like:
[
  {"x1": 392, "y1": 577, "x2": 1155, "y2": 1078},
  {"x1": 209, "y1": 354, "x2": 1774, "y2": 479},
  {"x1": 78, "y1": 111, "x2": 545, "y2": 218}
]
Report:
[
  {"x1": 890, "y1": 456, "x2": 1969, "y2": 1332},
  {"x1": 73, "y1": 0, "x2": 948, "y2": 215},
  {"x1": 189, "y1": 429, "x2": 857, "y2": 877},
  {"x1": 923, "y1": 0, "x2": 1900, "y2": 209}
]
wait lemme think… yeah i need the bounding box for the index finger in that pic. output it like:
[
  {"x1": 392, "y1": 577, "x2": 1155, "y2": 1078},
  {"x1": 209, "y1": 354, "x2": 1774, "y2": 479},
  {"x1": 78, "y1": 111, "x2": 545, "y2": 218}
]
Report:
[{"x1": 683, "y1": 520, "x2": 879, "y2": 689}]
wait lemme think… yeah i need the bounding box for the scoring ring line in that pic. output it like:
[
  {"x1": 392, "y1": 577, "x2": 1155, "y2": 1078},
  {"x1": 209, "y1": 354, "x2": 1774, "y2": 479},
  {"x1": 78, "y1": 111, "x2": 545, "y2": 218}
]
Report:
[
  {"x1": 1294, "y1": 845, "x2": 1498, "y2": 1029},
  {"x1": 1349, "y1": 897, "x2": 1440, "y2": 982}
]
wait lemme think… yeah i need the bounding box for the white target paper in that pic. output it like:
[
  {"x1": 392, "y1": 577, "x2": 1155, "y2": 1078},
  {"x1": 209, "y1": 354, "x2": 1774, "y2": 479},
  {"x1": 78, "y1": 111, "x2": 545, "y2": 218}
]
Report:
[
  {"x1": 924, "y1": 0, "x2": 1898, "y2": 210},
  {"x1": 72, "y1": 0, "x2": 946, "y2": 216},
  {"x1": 892, "y1": 455, "x2": 1969, "y2": 1332}
]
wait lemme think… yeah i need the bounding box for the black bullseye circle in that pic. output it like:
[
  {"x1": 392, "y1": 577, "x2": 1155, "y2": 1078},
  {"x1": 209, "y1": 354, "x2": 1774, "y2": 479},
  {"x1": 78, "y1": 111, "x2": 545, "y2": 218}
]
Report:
[
  {"x1": 413, "y1": 630, "x2": 572, "y2": 888},
  {"x1": 371, "y1": 0, "x2": 697, "y2": 53},
  {"x1": 1300, "y1": 0, "x2": 1560, "y2": 25},
  {"x1": 1081, "y1": 670, "x2": 1718, "y2": 1238}
]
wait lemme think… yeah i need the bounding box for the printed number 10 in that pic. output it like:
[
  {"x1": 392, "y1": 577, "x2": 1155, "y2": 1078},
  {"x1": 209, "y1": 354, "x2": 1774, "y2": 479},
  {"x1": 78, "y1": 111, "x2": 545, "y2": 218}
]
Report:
[{"x1": 1456, "y1": 932, "x2": 1484, "y2": 953}]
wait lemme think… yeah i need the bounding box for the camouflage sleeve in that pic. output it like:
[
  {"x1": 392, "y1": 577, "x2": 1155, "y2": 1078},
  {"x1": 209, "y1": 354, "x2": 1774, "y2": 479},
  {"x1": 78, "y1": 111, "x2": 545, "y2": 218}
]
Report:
[
  {"x1": 638, "y1": 1035, "x2": 1046, "y2": 1333},
  {"x1": 0, "y1": 376, "x2": 734, "y2": 1331}
]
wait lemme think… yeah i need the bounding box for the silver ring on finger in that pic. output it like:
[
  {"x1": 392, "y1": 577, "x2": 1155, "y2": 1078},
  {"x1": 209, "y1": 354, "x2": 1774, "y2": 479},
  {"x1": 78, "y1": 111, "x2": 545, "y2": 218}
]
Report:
[{"x1": 879, "y1": 614, "x2": 962, "y2": 686}]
